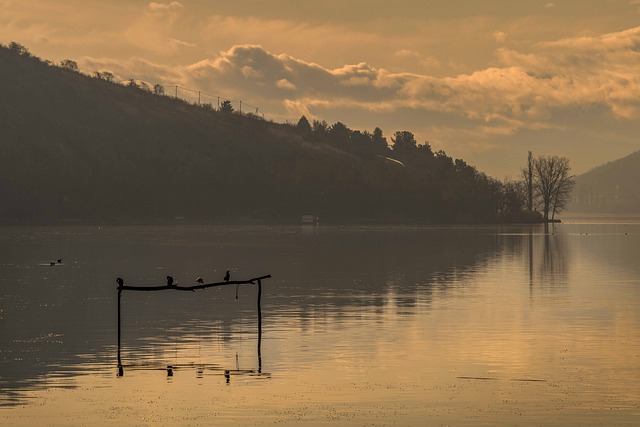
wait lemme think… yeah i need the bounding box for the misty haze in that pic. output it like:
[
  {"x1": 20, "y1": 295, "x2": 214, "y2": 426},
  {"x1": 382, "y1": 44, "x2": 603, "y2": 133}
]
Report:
[{"x1": 2, "y1": 2, "x2": 640, "y2": 426}]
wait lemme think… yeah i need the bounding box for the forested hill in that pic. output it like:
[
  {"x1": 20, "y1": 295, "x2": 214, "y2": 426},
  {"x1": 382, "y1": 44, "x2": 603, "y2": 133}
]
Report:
[
  {"x1": 0, "y1": 43, "x2": 519, "y2": 224},
  {"x1": 570, "y1": 150, "x2": 640, "y2": 213}
]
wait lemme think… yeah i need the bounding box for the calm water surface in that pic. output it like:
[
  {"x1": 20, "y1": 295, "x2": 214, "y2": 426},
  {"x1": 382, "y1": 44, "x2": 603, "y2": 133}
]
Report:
[{"x1": 0, "y1": 222, "x2": 639, "y2": 426}]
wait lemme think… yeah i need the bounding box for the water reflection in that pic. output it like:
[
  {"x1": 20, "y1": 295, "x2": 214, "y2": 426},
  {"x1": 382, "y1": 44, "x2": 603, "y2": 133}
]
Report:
[
  {"x1": 0, "y1": 224, "x2": 639, "y2": 425},
  {"x1": 116, "y1": 278, "x2": 267, "y2": 380},
  {"x1": 116, "y1": 275, "x2": 268, "y2": 378},
  {"x1": 1, "y1": 225, "x2": 508, "y2": 405},
  {"x1": 540, "y1": 224, "x2": 569, "y2": 288}
]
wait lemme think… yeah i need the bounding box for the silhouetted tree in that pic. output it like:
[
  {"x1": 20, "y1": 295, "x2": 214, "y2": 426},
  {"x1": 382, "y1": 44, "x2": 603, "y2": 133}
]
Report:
[
  {"x1": 371, "y1": 127, "x2": 388, "y2": 154},
  {"x1": 8, "y1": 42, "x2": 30, "y2": 56},
  {"x1": 350, "y1": 130, "x2": 372, "y2": 155},
  {"x1": 296, "y1": 115, "x2": 311, "y2": 133},
  {"x1": 59, "y1": 59, "x2": 79, "y2": 72},
  {"x1": 312, "y1": 120, "x2": 327, "y2": 131},
  {"x1": 533, "y1": 155, "x2": 575, "y2": 221},
  {"x1": 501, "y1": 179, "x2": 526, "y2": 214},
  {"x1": 391, "y1": 131, "x2": 417, "y2": 154},
  {"x1": 153, "y1": 83, "x2": 165, "y2": 96},
  {"x1": 220, "y1": 100, "x2": 234, "y2": 113},
  {"x1": 416, "y1": 142, "x2": 433, "y2": 158},
  {"x1": 93, "y1": 71, "x2": 116, "y2": 82},
  {"x1": 311, "y1": 120, "x2": 329, "y2": 143},
  {"x1": 328, "y1": 122, "x2": 351, "y2": 145}
]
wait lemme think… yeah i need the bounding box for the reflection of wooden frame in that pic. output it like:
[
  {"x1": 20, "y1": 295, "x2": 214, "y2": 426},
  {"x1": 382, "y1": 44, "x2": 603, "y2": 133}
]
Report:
[{"x1": 116, "y1": 275, "x2": 271, "y2": 377}]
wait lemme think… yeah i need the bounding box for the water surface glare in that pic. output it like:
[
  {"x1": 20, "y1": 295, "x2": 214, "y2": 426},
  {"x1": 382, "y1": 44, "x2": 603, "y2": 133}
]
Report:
[{"x1": 0, "y1": 223, "x2": 639, "y2": 425}]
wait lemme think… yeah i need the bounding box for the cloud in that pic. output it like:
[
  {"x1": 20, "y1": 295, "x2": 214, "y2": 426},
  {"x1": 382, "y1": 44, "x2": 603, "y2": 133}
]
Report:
[
  {"x1": 148, "y1": 2, "x2": 183, "y2": 12},
  {"x1": 493, "y1": 31, "x2": 507, "y2": 43},
  {"x1": 276, "y1": 79, "x2": 296, "y2": 90},
  {"x1": 79, "y1": 55, "x2": 182, "y2": 85},
  {"x1": 163, "y1": 25, "x2": 640, "y2": 131},
  {"x1": 69, "y1": 25, "x2": 640, "y2": 177}
]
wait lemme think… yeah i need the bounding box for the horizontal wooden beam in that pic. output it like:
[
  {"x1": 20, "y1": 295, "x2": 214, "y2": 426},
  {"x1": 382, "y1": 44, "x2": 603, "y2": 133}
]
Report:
[{"x1": 117, "y1": 274, "x2": 271, "y2": 292}]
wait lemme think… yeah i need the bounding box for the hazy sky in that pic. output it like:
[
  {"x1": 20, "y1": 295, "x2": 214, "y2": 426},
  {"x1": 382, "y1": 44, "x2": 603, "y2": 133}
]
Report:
[{"x1": 2, "y1": 0, "x2": 639, "y2": 178}]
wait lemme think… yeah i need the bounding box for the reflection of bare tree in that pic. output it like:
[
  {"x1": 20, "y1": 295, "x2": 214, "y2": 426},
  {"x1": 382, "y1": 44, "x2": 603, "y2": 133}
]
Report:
[
  {"x1": 529, "y1": 227, "x2": 534, "y2": 296},
  {"x1": 539, "y1": 224, "x2": 569, "y2": 288},
  {"x1": 524, "y1": 224, "x2": 570, "y2": 293}
]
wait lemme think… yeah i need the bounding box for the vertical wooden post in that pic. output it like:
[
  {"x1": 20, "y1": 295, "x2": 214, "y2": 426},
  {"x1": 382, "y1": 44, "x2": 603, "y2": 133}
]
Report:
[
  {"x1": 257, "y1": 279, "x2": 262, "y2": 373},
  {"x1": 117, "y1": 287, "x2": 123, "y2": 376}
]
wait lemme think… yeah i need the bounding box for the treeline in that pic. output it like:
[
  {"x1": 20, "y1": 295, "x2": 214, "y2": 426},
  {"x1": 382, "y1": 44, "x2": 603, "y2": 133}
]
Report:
[
  {"x1": 1, "y1": 42, "x2": 560, "y2": 224},
  {"x1": 290, "y1": 117, "x2": 529, "y2": 222}
]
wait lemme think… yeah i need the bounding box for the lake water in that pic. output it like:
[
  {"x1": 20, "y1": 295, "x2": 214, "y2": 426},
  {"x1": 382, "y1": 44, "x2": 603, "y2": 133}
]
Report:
[{"x1": 0, "y1": 221, "x2": 638, "y2": 426}]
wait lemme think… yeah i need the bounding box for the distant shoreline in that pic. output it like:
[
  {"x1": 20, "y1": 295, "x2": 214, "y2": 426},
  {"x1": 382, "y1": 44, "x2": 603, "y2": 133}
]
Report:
[{"x1": 3, "y1": 212, "x2": 640, "y2": 227}]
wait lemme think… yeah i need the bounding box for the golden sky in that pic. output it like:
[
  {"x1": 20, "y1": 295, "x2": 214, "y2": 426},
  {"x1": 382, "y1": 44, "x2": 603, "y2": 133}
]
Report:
[{"x1": 2, "y1": 0, "x2": 639, "y2": 178}]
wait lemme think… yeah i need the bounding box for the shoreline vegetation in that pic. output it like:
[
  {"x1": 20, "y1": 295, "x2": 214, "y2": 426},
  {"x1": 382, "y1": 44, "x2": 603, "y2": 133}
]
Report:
[
  {"x1": 1, "y1": 42, "x2": 571, "y2": 226},
  {"x1": 0, "y1": 210, "x2": 553, "y2": 227}
]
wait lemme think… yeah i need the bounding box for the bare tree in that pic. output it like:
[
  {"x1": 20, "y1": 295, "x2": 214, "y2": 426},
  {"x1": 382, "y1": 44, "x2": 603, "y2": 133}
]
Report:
[{"x1": 533, "y1": 155, "x2": 575, "y2": 221}]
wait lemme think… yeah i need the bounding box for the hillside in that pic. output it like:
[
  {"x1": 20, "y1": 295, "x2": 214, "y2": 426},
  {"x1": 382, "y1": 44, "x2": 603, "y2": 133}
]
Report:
[
  {"x1": 570, "y1": 150, "x2": 640, "y2": 213},
  {"x1": 0, "y1": 43, "x2": 513, "y2": 224}
]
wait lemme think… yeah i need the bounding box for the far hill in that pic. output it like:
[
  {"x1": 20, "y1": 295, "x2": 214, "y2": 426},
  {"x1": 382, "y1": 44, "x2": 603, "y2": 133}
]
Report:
[
  {"x1": 0, "y1": 43, "x2": 519, "y2": 225},
  {"x1": 570, "y1": 150, "x2": 640, "y2": 213}
]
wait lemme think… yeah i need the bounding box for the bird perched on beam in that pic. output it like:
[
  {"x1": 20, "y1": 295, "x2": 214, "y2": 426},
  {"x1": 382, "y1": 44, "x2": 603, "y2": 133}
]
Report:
[
  {"x1": 116, "y1": 277, "x2": 124, "y2": 287},
  {"x1": 167, "y1": 275, "x2": 174, "y2": 286},
  {"x1": 196, "y1": 277, "x2": 204, "y2": 284},
  {"x1": 224, "y1": 271, "x2": 230, "y2": 282}
]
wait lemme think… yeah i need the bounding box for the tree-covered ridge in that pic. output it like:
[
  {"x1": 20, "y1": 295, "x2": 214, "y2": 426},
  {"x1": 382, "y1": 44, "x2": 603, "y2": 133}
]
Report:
[{"x1": 1, "y1": 42, "x2": 533, "y2": 224}]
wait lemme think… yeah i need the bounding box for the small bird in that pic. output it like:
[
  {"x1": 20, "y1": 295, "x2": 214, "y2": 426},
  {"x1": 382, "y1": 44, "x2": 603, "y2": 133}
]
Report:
[
  {"x1": 167, "y1": 275, "x2": 174, "y2": 286},
  {"x1": 49, "y1": 262, "x2": 55, "y2": 266},
  {"x1": 196, "y1": 277, "x2": 204, "y2": 284},
  {"x1": 116, "y1": 277, "x2": 124, "y2": 287},
  {"x1": 224, "y1": 270, "x2": 230, "y2": 282},
  {"x1": 57, "y1": 259, "x2": 62, "y2": 264}
]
